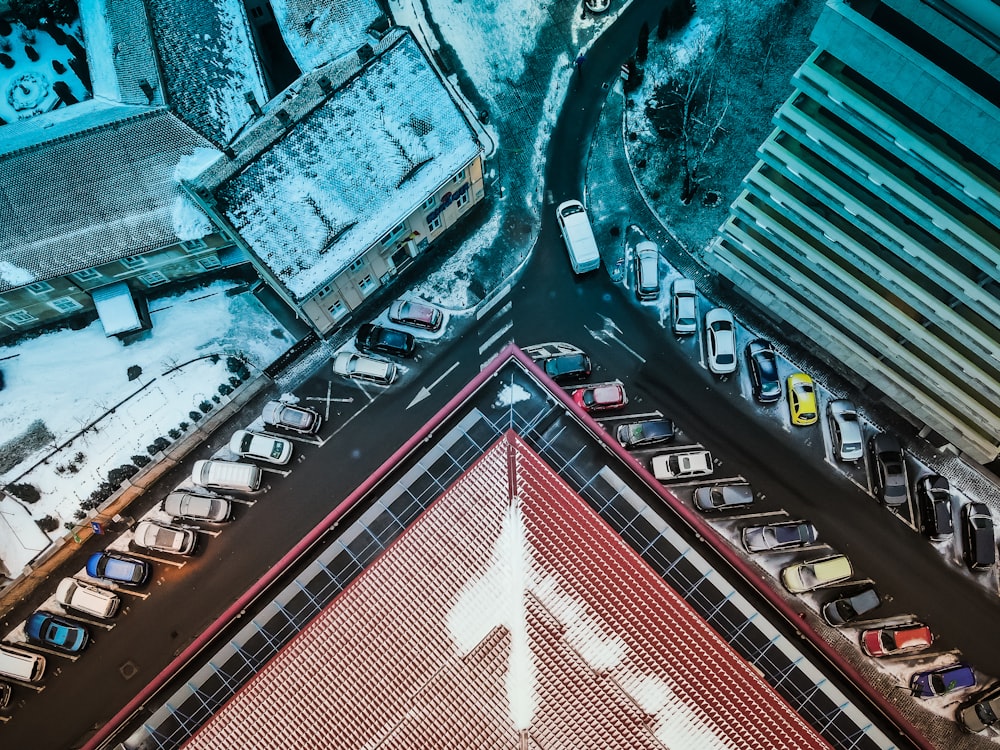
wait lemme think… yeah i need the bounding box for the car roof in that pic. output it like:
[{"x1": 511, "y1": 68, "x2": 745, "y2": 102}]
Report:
[
  {"x1": 812, "y1": 555, "x2": 852, "y2": 579},
  {"x1": 672, "y1": 278, "x2": 696, "y2": 293}
]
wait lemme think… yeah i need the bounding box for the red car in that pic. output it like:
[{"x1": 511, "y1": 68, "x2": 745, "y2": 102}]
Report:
[
  {"x1": 571, "y1": 382, "x2": 627, "y2": 412},
  {"x1": 860, "y1": 623, "x2": 932, "y2": 658}
]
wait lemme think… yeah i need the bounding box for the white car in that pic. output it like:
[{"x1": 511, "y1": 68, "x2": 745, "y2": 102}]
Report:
[
  {"x1": 228, "y1": 430, "x2": 293, "y2": 465},
  {"x1": 387, "y1": 299, "x2": 443, "y2": 331},
  {"x1": 651, "y1": 450, "x2": 713, "y2": 481},
  {"x1": 671, "y1": 279, "x2": 697, "y2": 335},
  {"x1": 705, "y1": 308, "x2": 736, "y2": 374},
  {"x1": 133, "y1": 520, "x2": 196, "y2": 555},
  {"x1": 332, "y1": 351, "x2": 397, "y2": 385}
]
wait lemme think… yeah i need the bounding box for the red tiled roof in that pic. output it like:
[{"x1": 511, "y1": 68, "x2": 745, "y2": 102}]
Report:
[{"x1": 185, "y1": 430, "x2": 829, "y2": 749}]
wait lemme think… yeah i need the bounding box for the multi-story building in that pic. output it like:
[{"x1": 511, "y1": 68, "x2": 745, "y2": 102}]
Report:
[
  {"x1": 707, "y1": 0, "x2": 1000, "y2": 465},
  {"x1": 0, "y1": 0, "x2": 482, "y2": 343}
]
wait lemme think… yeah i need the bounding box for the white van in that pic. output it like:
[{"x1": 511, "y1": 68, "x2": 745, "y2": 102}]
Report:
[
  {"x1": 55, "y1": 578, "x2": 120, "y2": 619},
  {"x1": 0, "y1": 645, "x2": 46, "y2": 683},
  {"x1": 556, "y1": 200, "x2": 600, "y2": 274},
  {"x1": 191, "y1": 459, "x2": 262, "y2": 492}
]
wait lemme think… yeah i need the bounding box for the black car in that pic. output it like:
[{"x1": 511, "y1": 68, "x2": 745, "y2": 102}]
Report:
[
  {"x1": 356, "y1": 323, "x2": 416, "y2": 358},
  {"x1": 867, "y1": 433, "x2": 908, "y2": 506},
  {"x1": 962, "y1": 502, "x2": 996, "y2": 571},
  {"x1": 822, "y1": 586, "x2": 880, "y2": 627},
  {"x1": 745, "y1": 339, "x2": 780, "y2": 403},
  {"x1": 541, "y1": 352, "x2": 592, "y2": 383},
  {"x1": 616, "y1": 418, "x2": 675, "y2": 449},
  {"x1": 916, "y1": 474, "x2": 954, "y2": 541}
]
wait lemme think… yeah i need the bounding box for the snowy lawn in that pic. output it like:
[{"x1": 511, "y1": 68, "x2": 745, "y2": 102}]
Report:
[{"x1": 0, "y1": 280, "x2": 291, "y2": 575}]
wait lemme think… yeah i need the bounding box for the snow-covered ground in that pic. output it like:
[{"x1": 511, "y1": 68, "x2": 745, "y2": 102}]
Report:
[{"x1": 0, "y1": 280, "x2": 291, "y2": 575}]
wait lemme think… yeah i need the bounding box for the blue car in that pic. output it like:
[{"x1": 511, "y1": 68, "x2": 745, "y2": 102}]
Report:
[
  {"x1": 25, "y1": 612, "x2": 89, "y2": 653},
  {"x1": 910, "y1": 662, "x2": 976, "y2": 698},
  {"x1": 86, "y1": 551, "x2": 150, "y2": 587}
]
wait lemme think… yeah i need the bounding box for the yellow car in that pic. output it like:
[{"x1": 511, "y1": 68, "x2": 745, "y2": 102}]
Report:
[{"x1": 787, "y1": 372, "x2": 818, "y2": 425}]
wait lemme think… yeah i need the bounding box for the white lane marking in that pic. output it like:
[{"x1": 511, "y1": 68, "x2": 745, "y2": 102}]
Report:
[
  {"x1": 477, "y1": 283, "x2": 512, "y2": 320},
  {"x1": 593, "y1": 410, "x2": 662, "y2": 422},
  {"x1": 407, "y1": 361, "x2": 461, "y2": 409},
  {"x1": 479, "y1": 321, "x2": 514, "y2": 355}
]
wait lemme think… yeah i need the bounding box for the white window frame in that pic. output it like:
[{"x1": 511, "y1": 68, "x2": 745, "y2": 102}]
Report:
[
  {"x1": 0, "y1": 296, "x2": 10, "y2": 308},
  {"x1": 453, "y1": 168, "x2": 466, "y2": 183},
  {"x1": 348, "y1": 258, "x2": 365, "y2": 273},
  {"x1": 183, "y1": 238, "x2": 208, "y2": 251},
  {"x1": 327, "y1": 299, "x2": 347, "y2": 321},
  {"x1": 427, "y1": 214, "x2": 443, "y2": 233},
  {"x1": 455, "y1": 191, "x2": 470, "y2": 210},
  {"x1": 380, "y1": 223, "x2": 405, "y2": 246},
  {"x1": 5, "y1": 310, "x2": 37, "y2": 325},
  {"x1": 199, "y1": 256, "x2": 222, "y2": 270},
  {"x1": 72, "y1": 268, "x2": 102, "y2": 283},
  {"x1": 120, "y1": 256, "x2": 148, "y2": 269},
  {"x1": 49, "y1": 296, "x2": 84, "y2": 313},
  {"x1": 138, "y1": 270, "x2": 168, "y2": 286},
  {"x1": 26, "y1": 281, "x2": 54, "y2": 295},
  {"x1": 423, "y1": 196, "x2": 435, "y2": 210},
  {"x1": 358, "y1": 274, "x2": 376, "y2": 295}
]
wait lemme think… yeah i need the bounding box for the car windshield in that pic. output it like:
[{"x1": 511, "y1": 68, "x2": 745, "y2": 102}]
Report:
[
  {"x1": 239, "y1": 433, "x2": 254, "y2": 452},
  {"x1": 755, "y1": 352, "x2": 777, "y2": 378},
  {"x1": 282, "y1": 408, "x2": 310, "y2": 428},
  {"x1": 269, "y1": 441, "x2": 283, "y2": 459},
  {"x1": 771, "y1": 525, "x2": 803, "y2": 545},
  {"x1": 380, "y1": 329, "x2": 408, "y2": 347},
  {"x1": 548, "y1": 355, "x2": 586, "y2": 376},
  {"x1": 843, "y1": 442, "x2": 862, "y2": 453},
  {"x1": 976, "y1": 703, "x2": 998, "y2": 724},
  {"x1": 881, "y1": 631, "x2": 897, "y2": 650}
]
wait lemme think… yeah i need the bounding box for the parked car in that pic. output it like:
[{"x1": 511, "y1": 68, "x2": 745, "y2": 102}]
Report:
[
  {"x1": 705, "y1": 308, "x2": 736, "y2": 375},
  {"x1": 55, "y1": 577, "x2": 121, "y2": 619},
  {"x1": 670, "y1": 278, "x2": 697, "y2": 335},
  {"x1": 745, "y1": 339, "x2": 780, "y2": 403},
  {"x1": 860, "y1": 622, "x2": 932, "y2": 658},
  {"x1": 910, "y1": 662, "x2": 976, "y2": 699},
  {"x1": 781, "y1": 554, "x2": 853, "y2": 594},
  {"x1": 355, "y1": 323, "x2": 416, "y2": 358},
  {"x1": 522, "y1": 342, "x2": 591, "y2": 383},
  {"x1": 86, "y1": 551, "x2": 150, "y2": 587},
  {"x1": 229, "y1": 430, "x2": 293, "y2": 465},
  {"x1": 261, "y1": 400, "x2": 321, "y2": 435},
  {"x1": 0, "y1": 681, "x2": 9, "y2": 709},
  {"x1": 571, "y1": 382, "x2": 627, "y2": 412},
  {"x1": 634, "y1": 238, "x2": 660, "y2": 301},
  {"x1": 616, "y1": 418, "x2": 675, "y2": 449},
  {"x1": 133, "y1": 520, "x2": 197, "y2": 556},
  {"x1": 827, "y1": 399, "x2": 864, "y2": 462},
  {"x1": 916, "y1": 474, "x2": 953, "y2": 541},
  {"x1": 651, "y1": 450, "x2": 713, "y2": 481},
  {"x1": 962, "y1": 501, "x2": 996, "y2": 570},
  {"x1": 822, "y1": 586, "x2": 880, "y2": 627},
  {"x1": 868, "y1": 432, "x2": 908, "y2": 506},
  {"x1": 387, "y1": 298, "x2": 443, "y2": 331},
  {"x1": 957, "y1": 681, "x2": 1000, "y2": 733},
  {"x1": 25, "y1": 611, "x2": 89, "y2": 653},
  {"x1": 787, "y1": 372, "x2": 818, "y2": 426},
  {"x1": 191, "y1": 459, "x2": 261, "y2": 492},
  {"x1": 693, "y1": 483, "x2": 753, "y2": 513},
  {"x1": 333, "y1": 351, "x2": 398, "y2": 385},
  {"x1": 556, "y1": 199, "x2": 600, "y2": 274},
  {"x1": 162, "y1": 490, "x2": 232, "y2": 523},
  {"x1": 742, "y1": 521, "x2": 818, "y2": 553}
]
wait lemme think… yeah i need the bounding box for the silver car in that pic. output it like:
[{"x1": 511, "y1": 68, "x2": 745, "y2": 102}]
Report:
[
  {"x1": 742, "y1": 521, "x2": 818, "y2": 553},
  {"x1": 634, "y1": 239, "x2": 660, "y2": 301},
  {"x1": 670, "y1": 278, "x2": 697, "y2": 335},
  {"x1": 162, "y1": 491, "x2": 231, "y2": 523},
  {"x1": 133, "y1": 520, "x2": 196, "y2": 555},
  {"x1": 827, "y1": 399, "x2": 863, "y2": 462}
]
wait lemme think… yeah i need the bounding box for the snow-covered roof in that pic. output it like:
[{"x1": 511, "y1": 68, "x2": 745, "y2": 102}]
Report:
[
  {"x1": 184, "y1": 431, "x2": 827, "y2": 749},
  {"x1": 271, "y1": 0, "x2": 386, "y2": 72},
  {"x1": 217, "y1": 32, "x2": 481, "y2": 302},
  {"x1": 0, "y1": 111, "x2": 215, "y2": 292},
  {"x1": 144, "y1": 0, "x2": 267, "y2": 145}
]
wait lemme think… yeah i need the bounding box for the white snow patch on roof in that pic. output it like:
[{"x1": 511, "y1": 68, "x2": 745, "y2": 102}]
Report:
[
  {"x1": 172, "y1": 197, "x2": 213, "y2": 240},
  {"x1": 0, "y1": 261, "x2": 35, "y2": 287},
  {"x1": 174, "y1": 148, "x2": 224, "y2": 182},
  {"x1": 448, "y1": 499, "x2": 538, "y2": 730},
  {"x1": 495, "y1": 383, "x2": 531, "y2": 407},
  {"x1": 79, "y1": 0, "x2": 120, "y2": 100}
]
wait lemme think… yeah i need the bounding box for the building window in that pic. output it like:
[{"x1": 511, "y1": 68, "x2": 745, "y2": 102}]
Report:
[
  {"x1": 183, "y1": 238, "x2": 208, "y2": 251},
  {"x1": 455, "y1": 191, "x2": 470, "y2": 210},
  {"x1": 138, "y1": 271, "x2": 168, "y2": 286},
  {"x1": 5, "y1": 310, "x2": 37, "y2": 325},
  {"x1": 348, "y1": 258, "x2": 365, "y2": 273},
  {"x1": 120, "y1": 256, "x2": 148, "y2": 269},
  {"x1": 49, "y1": 296, "x2": 83, "y2": 313},
  {"x1": 0, "y1": 297, "x2": 8, "y2": 308},
  {"x1": 72, "y1": 269, "x2": 102, "y2": 283},
  {"x1": 358, "y1": 275, "x2": 376, "y2": 295},
  {"x1": 327, "y1": 300, "x2": 346, "y2": 321},
  {"x1": 199, "y1": 256, "x2": 222, "y2": 270},
  {"x1": 423, "y1": 196, "x2": 435, "y2": 210},
  {"x1": 26, "y1": 281, "x2": 54, "y2": 295},
  {"x1": 427, "y1": 214, "x2": 443, "y2": 233},
  {"x1": 380, "y1": 223, "x2": 405, "y2": 246},
  {"x1": 453, "y1": 169, "x2": 465, "y2": 183}
]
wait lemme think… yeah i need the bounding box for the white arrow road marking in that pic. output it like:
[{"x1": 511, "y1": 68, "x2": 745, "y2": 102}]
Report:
[
  {"x1": 587, "y1": 315, "x2": 645, "y2": 363},
  {"x1": 408, "y1": 361, "x2": 461, "y2": 409}
]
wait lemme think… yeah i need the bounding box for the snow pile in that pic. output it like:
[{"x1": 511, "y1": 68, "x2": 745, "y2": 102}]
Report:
[
  {"x1": 172, "y1": 197, "x2": 213, "y2": 240},
  {"x1": 495, "y1": 383, "x2": 531, "y2": 407}
]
